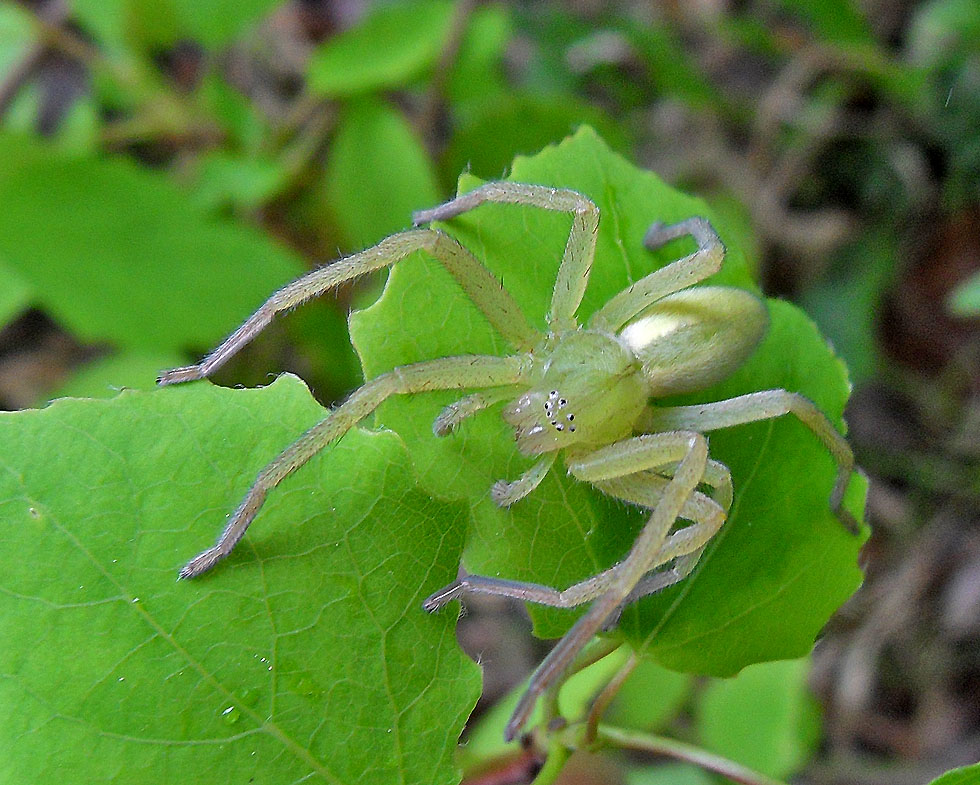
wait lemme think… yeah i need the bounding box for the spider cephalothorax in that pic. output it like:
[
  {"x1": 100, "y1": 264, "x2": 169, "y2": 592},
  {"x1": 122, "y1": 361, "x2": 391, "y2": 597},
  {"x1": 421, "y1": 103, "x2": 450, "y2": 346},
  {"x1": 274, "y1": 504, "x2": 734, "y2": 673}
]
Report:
[
  {"x1": 159, "y1": 180, "x2": 857, "y2": 741},
  {"x1": 503, "y1": 330, "x2": 647, "y2": 455}
]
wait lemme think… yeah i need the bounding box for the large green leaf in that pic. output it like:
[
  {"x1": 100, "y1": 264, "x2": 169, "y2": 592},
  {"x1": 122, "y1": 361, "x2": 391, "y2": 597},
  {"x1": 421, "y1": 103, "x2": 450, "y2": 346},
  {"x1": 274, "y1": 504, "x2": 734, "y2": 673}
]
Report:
[
  {"x1": 351, "y1": 127, "x2": 866, "y2": 676},
  {"x1": 444, "y1": 92, "x2": 629, "y2": 183},
  {"x1": 322, "y1": 98, "x2": 441, "y2": 250},
  {"x1": 0, "y1": 377, "x2": 479, "y2": 783},
  {"x1": 697, "y1": 658, "x2": 820, "y2": 779},
  {"x1": 307, "y1": 0, "x2": 455, "y2": 98},
  {"x1": 0, "y1": 133, "x2": 304, "y2": 352}
]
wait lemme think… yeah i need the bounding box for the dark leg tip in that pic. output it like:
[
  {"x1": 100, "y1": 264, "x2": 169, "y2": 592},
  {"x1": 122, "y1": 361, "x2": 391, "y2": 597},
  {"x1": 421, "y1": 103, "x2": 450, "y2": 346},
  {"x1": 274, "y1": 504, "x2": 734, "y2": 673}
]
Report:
[
  {"x1": 422, "y1": 581, "x2": 463, "y2": 613},
  {"x1": 158, "y1": 366, "x2": 204, "y2": 386}
]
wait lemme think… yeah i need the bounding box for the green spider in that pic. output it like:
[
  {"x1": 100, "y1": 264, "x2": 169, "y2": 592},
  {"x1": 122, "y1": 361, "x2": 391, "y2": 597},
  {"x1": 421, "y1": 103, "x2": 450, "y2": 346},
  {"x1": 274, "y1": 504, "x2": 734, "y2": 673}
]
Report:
[{"x1": 160, "y1": 182, "x2": 857, "y2": 741}]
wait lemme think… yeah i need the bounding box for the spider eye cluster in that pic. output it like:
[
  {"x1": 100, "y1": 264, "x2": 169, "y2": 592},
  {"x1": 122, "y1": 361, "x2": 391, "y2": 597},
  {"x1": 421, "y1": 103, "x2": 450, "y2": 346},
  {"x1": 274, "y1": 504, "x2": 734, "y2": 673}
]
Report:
[{"x1": 543, "y1": 390, "x2": 576, "y2": 433}]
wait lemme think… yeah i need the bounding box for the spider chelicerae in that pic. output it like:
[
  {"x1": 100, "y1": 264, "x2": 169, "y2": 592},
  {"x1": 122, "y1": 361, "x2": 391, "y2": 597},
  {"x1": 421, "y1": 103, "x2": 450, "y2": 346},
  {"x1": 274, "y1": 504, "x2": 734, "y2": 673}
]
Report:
[{"x1": 159, "y1": 181, "x2": 857, "y2": 740}]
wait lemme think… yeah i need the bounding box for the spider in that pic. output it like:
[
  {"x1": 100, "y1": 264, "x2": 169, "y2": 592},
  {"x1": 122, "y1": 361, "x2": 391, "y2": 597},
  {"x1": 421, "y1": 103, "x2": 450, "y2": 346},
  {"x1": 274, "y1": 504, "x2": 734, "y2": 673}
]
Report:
[{"x1": 159, "y1": 182, "x2": 857, "y2": 741}]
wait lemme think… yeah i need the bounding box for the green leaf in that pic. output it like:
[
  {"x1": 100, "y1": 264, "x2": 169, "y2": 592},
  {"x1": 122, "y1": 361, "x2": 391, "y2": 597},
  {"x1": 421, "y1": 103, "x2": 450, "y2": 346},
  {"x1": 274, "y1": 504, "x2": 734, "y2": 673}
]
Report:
[
  {"x1": 606, "y1": 659, "x2": 693, "y2": 732},
  {"x1": 0, "y1": 133, "x2": 304, "y2": 352},
  {"x1": 446, "y1": 4, "x2": 512, "y2": 106},
  {"x1": 322, "y1": 98, "x2": 441, "y2": 249},
  {"x1": 307, "y1": 0, "x2": 455, "y2": 98},
  {"x1": 192, "y1": 152, "x2": 289, "y2": 212},
  {"x1": 803, "y1": 231, "x2": 895, "y2": 385},
  {"x1": 929, "y1": 763, "x2": 980, "y2": 785},
  {"x1": 0, "y1": 2, "x2": 33, "y2": 76},
  {"x1": 72, "y1": 0, "x2": 131, "y2": 49},
  {"x1": 74, "y1": 0, "x2": 172, "y2": 50},
  {"x1": 0, "y1": 257, "x2": 32, "y2": 329},
  {"x1": 624, "y1": 21, "x2": 728, "y2": 112},
  {"x1": 0, "y1": 377, "x2": 479, "y2": 783},
  {"x1": 460, "y1": 646, "x2": 630, "y2": 771},
  {"x1": 171, "y1": 0, "x2": 281, "y2": 47},
  {"x1": 697, "y1": 658, "x2": 820, "y2": 779},
  {"x1": 461, "y1": 647, "x2": 690, "y2": 768},
  {"x1": 351, "y1": 127, "x2": 866, "y2": 678},
  {"x1": 3, "y1": 84, "x2": 101, "y2": 153},
  {"x1": 908, "y1": 0, "x2": 980, "y2": 67},
  {"x1": 198, "y1": 74, "x2": 266, "y2": 152},
  {"x1": 444, "y1": 92, "x2": 630, "y2": 182},
  {"x1": 949, "y1": 269, "x2": 980, "y2": 316}
]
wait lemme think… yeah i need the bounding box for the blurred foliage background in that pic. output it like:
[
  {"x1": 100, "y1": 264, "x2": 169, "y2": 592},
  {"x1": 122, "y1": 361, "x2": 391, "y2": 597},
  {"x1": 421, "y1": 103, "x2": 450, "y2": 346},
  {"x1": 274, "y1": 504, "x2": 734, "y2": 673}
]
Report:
[{"x1": 1, "y1": 0, "x2": 979, "y2": 783}]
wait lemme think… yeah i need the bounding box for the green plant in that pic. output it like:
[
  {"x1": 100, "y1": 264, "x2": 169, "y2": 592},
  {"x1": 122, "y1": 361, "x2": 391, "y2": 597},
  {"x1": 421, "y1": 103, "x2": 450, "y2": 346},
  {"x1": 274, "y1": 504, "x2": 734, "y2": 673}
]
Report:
[
  {"x1": 1, "y1": 128, "x2": 869, "y2": 783},
  {"x1": 160, "y1": 144, "x2": 859, "y2": 747},
  {"x1": 3, "y1": 0, "x2": 979, "y2": 779}
]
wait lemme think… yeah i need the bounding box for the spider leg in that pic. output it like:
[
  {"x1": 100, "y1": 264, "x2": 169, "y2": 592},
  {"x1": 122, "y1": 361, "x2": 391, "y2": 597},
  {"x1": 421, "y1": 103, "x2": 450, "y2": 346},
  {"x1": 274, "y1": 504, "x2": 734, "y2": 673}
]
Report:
[
  {"x1": 434, "y1": 431, "x2": 701, "y2": 739},
  {"x1": 432, "y1": 387, "x2": 518, "y2": 436},
  {"x1": 422, "y1": 482, "x2": 717, "y2": 607},
  {"x1": 179, "y1": 354, "x2": 527, "y2": 579},
  {"x1": 422, "y1": 439, "x2": 722, "y2": 611},
  {"x1": 491, "y1": 453, "x2": 557, "y2": 507},
  {"x1": 499, "y1": 432, "x2": 707, "y2": 739},
  {"x1": 159, "y1": 229, "x2": 538, "y2": 385},
  {"x1": 643, "y1": 390, "x2": 859, "y2": 533},
  {"x1": 412, "y1": 182, "x2": 599, "y2": 332},
  {"x1": 421, "y1": 476, "x2": 713, "y2": 612},
  {"x1": 608, "y1": 458, "x2": 734, "y2": 517},
  {"x1": 595, "y1": 464, "x2": 732, "y2": 625},
  {"x1": 589, "y1": 217, "x2": 725, "y2": 332}
]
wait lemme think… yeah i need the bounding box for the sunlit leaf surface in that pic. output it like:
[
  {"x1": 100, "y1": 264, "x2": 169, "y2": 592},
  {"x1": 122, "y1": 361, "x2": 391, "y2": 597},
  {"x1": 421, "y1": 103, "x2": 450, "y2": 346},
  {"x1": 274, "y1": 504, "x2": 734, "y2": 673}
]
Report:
[
  {"x1": 0, "y1": 378, "x2": 479, "y2": 783},
  {"x1": 353, "y1": 127, "x2": 866, "y2": 674}
]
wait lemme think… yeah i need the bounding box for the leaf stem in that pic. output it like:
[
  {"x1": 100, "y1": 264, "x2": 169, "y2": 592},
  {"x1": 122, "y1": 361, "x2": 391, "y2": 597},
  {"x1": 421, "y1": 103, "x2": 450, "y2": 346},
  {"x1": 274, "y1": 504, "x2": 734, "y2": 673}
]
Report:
[
  {"x1": 591, "y1": 724, "x2": 790, "y2": 785},
  {"x1": 583, "y1": 649, "x2": 639, "y2": 743},
  {"x1": 529, "y1": 738, "x2": 571, "y2": 785}
]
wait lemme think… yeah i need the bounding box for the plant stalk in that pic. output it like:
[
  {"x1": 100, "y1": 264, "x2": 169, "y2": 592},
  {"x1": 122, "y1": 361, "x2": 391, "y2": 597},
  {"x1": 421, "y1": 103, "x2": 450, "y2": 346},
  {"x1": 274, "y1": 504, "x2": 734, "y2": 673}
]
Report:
[{"x1": 591, "y1": 724, "x2": 790, "y2": 785}]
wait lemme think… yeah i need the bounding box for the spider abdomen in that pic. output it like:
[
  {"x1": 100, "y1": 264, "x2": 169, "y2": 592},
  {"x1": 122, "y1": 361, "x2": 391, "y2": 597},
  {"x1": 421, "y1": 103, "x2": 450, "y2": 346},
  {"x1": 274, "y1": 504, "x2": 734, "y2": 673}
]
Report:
[{"x1": 620, "y1": 286, "x2": 768, "y2": 397}]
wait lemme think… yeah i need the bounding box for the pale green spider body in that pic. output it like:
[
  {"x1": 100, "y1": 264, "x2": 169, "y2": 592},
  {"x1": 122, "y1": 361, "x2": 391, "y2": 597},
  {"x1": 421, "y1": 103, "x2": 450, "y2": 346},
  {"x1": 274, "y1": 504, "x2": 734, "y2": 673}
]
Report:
[
  {"x1": 504, "y1": 286, "x2": 768, "y2": 459},
  {"x1": 160, "y1": 182, "x2": 856, "y2": 741}
]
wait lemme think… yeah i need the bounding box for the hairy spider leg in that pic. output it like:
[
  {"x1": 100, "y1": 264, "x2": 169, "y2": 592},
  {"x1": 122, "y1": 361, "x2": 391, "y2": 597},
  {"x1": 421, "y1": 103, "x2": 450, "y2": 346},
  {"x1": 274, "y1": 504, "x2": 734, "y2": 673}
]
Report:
[
  {"x1": 178, "y1": 355, "x2": 527, "y2": 578},
  {"x1": 491, "y1": 453, "x2": 558, "y2": 507},
  {"x1": 421, "y1": 471, "x2": 724, "y2": 612},
  {"x1": 643, "y1": 390, "x2": 859, "y2": 533},
  {"x1": 595, "y1": 457, "x2": 734, "y2": 616},
  {"x1": 158, "y1": 228, "x2": 539, "y2": 386},
  {"x1": 424, "y1": 455, "x2": 731, "y2": 608},
  {"x1": 424, "y1": 431, "x2": 711, "y2": 739},
  {"x1": 589, "y1": 217, "x2": 725, "y2": 332},
  {"x1": 505, "y1": 431, "x2": 710, "y2": 739},
  {"x1": 412, "y1": 182, "x2": 599, "y2": 333},
  {"x1": 431, "y1": 387, "x2": 517, "y2": 436}
]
